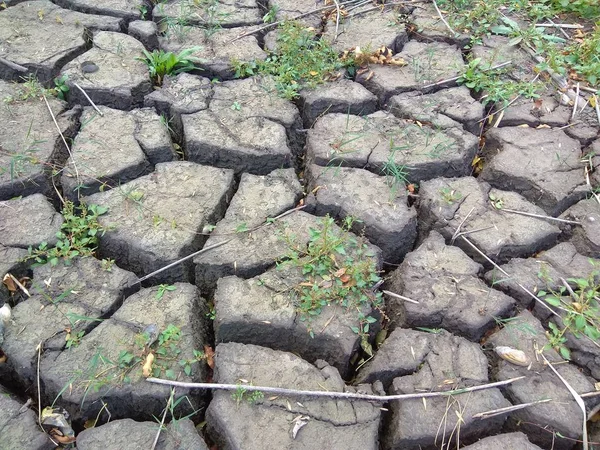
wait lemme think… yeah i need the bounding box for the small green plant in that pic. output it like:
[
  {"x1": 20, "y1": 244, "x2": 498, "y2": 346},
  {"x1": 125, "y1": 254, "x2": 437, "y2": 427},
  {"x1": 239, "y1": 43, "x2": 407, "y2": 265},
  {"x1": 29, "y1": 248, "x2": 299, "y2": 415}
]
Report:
[
  {"x1": 458, "y1": 58, "x2": 542, "y2": 105},
  {"x1": 439, "y1": 187, "x2": 462, "y2": 205},
  {"x1": 27, "y1": 202, "x2": 108, "y2": 266},
  {"x1": 100, "y1": 258, "x2": 115, "y2": 271},
  {"x1": 155, "y1": 284, "x2": 177, "y2": 300},
  {"x1": 137, "y1": 47, "x2": 203, "y2": 85},
  {"x1": 262, "y1": 5, "x2": 278, "y2": 24},
  {"x1": 65, "y1": 330, "x2": 85, "y2": 349},
  {"x1": 278, "y1": 215, "x2": 382, "y2": 354},
  {"x1": 538, "y1": 270, "x2": 600, "y2": 360},
  {"x1": 52, "y1": 74, "x2": 69, "y2": 101},
  {"x1": 232, "y1": 21, "x2": 347, "y2": 100},
  {"x1": 231, "y1": 384, "x2": 264, "y2": 406}
]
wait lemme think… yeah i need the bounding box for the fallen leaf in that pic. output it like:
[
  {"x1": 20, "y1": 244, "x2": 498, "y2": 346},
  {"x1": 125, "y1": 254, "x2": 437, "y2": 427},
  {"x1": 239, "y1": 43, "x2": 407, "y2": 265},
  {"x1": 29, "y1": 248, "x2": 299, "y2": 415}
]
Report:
[
  {"x1": 333, "y1": 268, "x2": 346, "y2": 277},
  {"x1": 2, "y1": 274, "x2": 16, "y2": 292},
  {"x1": 204, "y1": 345, "x2": 215, "y2": 369},
  {"x1": 291, "y1": 415, "x2": 309, "y2": 439},
  {"x1": 142, "y1": 353, "x2": 155, "y2": 378}
]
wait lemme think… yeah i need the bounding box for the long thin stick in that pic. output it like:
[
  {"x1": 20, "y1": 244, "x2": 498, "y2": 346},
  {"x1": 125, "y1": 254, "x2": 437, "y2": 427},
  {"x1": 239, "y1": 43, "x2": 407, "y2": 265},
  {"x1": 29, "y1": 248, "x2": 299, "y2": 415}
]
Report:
[
  {"x1": 382, "y1": 290, "x2": 419, "y2": 304},
  {"x1": 73, "y1": 83, "x2": 104, "y2": 116},
  {"x1": 535, "y1": 23, "x2": 584, "y2": 29},
  {"x1": 539, "y1": 352, "x2": 587, "y2": 450},
  {"x1": 472, "y1": 398, "x2": 552, "y2": 419},
  {"x1": 42, "y1": 95, "x2": 81, "y2": 196},
  {"x1": 498, "y1": 208, "x2": 580, "y2": 225},
  {"x1": 332, "y1": 0, "x2": 341, "y2": 39},
  {"x1": 150, "y1": 389, "x2": 173, "y2": 450},
  {"x1": 0, "y1": 57, "x2": 28, "y2": 73},
  {"x1": 432, "y1": 0, "x2": 456, "y2": 35},
  {"x1": 146, "y1": 376, "x2": 524, "y2": 402},
  {"x1": 457, "y1": 234, "x2": 560, "y2": 317},
  {"x1": 136, "y1": 239, "x2": 232, "y2": 283},
  {"x1": 422, "y1": 61, "x2": 512, "y2": 89}
]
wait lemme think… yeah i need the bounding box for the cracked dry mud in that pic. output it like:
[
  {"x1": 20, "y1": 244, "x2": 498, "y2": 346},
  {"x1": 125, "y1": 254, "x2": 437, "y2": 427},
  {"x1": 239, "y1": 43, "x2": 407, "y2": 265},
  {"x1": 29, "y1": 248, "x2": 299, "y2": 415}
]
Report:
[{"x1": 1, "y1": 1, "x2": 600, "y2": 449}]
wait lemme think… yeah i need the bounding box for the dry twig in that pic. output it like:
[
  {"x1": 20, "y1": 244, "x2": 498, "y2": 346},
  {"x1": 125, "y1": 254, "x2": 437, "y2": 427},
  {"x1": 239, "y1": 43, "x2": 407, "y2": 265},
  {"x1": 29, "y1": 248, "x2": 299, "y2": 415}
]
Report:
[
  {"x1": 73, "y1": 83, "x2": 104, "y2": 116},
  {"x1": 146, "y1": 376, "x2": 524, "y2": 402},
  {"x1": 432, "y1": 0, "x2": 456, "y2": 36}
]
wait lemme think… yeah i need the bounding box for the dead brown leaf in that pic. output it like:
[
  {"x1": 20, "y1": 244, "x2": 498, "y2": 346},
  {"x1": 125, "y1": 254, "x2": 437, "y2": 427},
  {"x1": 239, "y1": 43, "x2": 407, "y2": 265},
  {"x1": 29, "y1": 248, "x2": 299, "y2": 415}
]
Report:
[{"x1": 204, "y1": 345, "x2": 215, "y2": 369}]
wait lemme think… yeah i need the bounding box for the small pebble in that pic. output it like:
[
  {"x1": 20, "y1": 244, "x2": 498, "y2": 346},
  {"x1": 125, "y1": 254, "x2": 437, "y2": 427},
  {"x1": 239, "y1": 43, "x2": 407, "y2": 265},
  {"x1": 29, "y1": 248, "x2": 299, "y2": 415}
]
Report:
[{"x1": 81, "y1": 61, "x2": 99, "y2": 73}]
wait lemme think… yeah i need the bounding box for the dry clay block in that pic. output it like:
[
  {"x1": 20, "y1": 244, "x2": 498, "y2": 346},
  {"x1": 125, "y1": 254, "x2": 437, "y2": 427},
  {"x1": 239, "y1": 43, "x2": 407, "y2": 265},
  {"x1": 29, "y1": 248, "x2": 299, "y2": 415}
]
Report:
[
  {"x1": 53, "y1": 0, "x2": 143, "y2": 20},
  {"x1": 488, "y1": 310, "x2": 599, "y2": 450},
  {"x1": 41, "y1": 283, "x2": 210, "y2": 422},
  {"x1": 0, "y1": 258, "x2": 137, "y2": 388},
  {"x1": 76, "y1": 418, "x2": 209, "y2": 450},
  {"x1": 61, "y1": 32, "x2": 152, "y2": 110},
  {"x1": 195, "y1": 168, "x2": 302, "y2": 291},
  {"x1": 0, "y1": 1, "x2": 121, "y2": 82},
  {"x1": 86, "y1": 162, "x2": 235, "y2": 283},
  {"x1": 358, "y1": 41, "x2": 465, "y2": 105},
  {"x1": 159, "y1": 25, "x2": 266, "y2": 80},
  {"x1": 481, "y1": 127, "x2": 586, "y2": 216},
  {"x1": 306, "y1": 111, "x2": 478, "y2": 183},
  {"x1": 214, "y1": 261, "x2": 380, "y2": 378},
  {"x1": 0, "y1": 390, "x2": 55, "y2": 450},
  {"x1": 380, "y1": 329, "x2": 511, "y2": 449},
  {"x1": 418, "y1": 177, "x2": 560, "y2": 265},
  {"x1": 0, "y1": 194, "x2": 63, "y2": 249},
  {"x1": 0, "y1": 80, "x2": 79, "y2": 200},
  {"x1": 207, "y1": 343, "x2": 381, "y2": 450},
  {"x1": 305, "y1": 165, "x2": 417, "y2": 263},
  {"x1": 183, "y1": 77, "x2": 300, "y2": 174},
  {"x1": 62, "y1": 106, "x2": 174, "y2": 199},
  {"x1": 385, "y1": 231, "x2": 515, "y2": 339}
]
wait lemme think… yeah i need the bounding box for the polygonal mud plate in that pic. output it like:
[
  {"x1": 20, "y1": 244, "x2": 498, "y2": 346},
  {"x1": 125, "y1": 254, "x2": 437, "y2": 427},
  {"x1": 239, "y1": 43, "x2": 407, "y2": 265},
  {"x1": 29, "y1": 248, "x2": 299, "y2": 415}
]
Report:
[
  {"x1": 86, "y1": 162, "x2": 235, "y2": 283},
  {"x1": 418, "y1": 177, "x2": 560, "y2": 265},
  {"x1": 158, "y1": 25, "x2": 266, "y2": 80},
  {"x1": 61, "y1": 106, "x2": 174, "y2": 200},
  {"x1": 305, "y1": 165, "x2": 417, "y2": 263},
  {"x1": 153, "y1": 0, "x2": 263, "y2": 28},
  {"x1": 53, "y1": 0, "x2": 143, "y2": 20},
  {"x1": 207, "y1": 343, "x2": 381, "y2": 450},
  {"x1": 40, "y1": 283, "x2": 210, "y2": 423},
  {"x1": 0, "y1": 81, "x2": 79, "y2": 200},
  {"x1": 0, "y1": 257, "x2": 137, "y2": 388},
  {"x1": 0, "y1": 1, "x2": 122, "y2": 82},
  {"x1": 305, "y1": 111, "x2": 478, "y2": 183},
  {"x1": 487, "y1": 310, "x2": 599, "y2": 450},
  {"x1": 384, "y1": 231, "x2": 515, "y2": 338},
  {"x1": 358, "y1": 41, "x2": 465, "y2": 104},
  {"x1": 61, "y1": 32, "x2": 152, "y2": 110}
]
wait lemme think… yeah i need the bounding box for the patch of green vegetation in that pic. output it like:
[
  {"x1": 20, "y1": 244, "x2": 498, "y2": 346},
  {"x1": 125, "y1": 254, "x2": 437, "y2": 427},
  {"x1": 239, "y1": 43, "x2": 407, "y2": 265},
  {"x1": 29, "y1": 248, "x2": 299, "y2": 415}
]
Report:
[
  {"x1": 137, "y1": 47, "x2": 203, "y2": 86},
  {"x1": 2, "y1": 75, "x2": 70, "y2": 104},
  {"x1": 27, "y1": 202, "x2": 108, "y2": 266},
  {"x1": 278, "y1": 215, "x2": 382, "y2": 355},
  {"x1": 232, "y1": 21, "x2": 348, "y2": 100},
  {"x1": 458, "y1": 58, "x2": 542, "y2": 105},
  {"x1": 537, "y1": 270, "x2": 600, "y2": 360},
  {"x1": 155, "y1": 283, "x2": 177, "y2": 300},
  {"x1": 438, "y1": 0, "x2": 600, "y2": 91},
  {"x1": 439, "y1": 187, "x2": 462, "y2": 205},
  {"x1": 231, "y1": 384, "x2": 264, "y2": 406}
]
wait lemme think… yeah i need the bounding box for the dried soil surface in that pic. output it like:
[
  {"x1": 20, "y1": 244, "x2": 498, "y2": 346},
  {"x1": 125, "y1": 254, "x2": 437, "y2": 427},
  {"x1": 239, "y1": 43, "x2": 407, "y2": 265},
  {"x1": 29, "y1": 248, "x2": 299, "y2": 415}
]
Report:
[{"x1": 0, "y1": 1, "x2": 599, "y2": 449}]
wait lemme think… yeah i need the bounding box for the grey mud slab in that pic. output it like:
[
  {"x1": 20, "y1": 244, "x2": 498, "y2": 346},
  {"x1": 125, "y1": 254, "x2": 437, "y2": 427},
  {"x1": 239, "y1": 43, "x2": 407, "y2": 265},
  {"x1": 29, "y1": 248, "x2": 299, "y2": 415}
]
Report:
[
  {"x1": 62, "y1": 106, "x2": 173, "y2": 200},
  {"x1": 0, "y1": 81, "x2": 79, "y2": 200},
  {"x1": 196, "y1": 210, "x2": 382, "y2": 293},
  {"x1": 460, "y1": 432, "x2": 543, "y2": 450},
  {"x1": 480, "y1": 127, "x2": 586, "y2": 216},
  {"x1": 387, "y1": 86, "x2": 484, "y2": 135},
  {"x1": 40, "y1": 283, "x2": 210, "y2": 422},
  {"x1": 53, "y1": 0, "x2": 143, "y2": 20},
  {"x1": 76, "y1": 418, "x2": 209, "y2": 450},
  {"x1": 382, "y1": 329, "x2": 510, "y2": 450},
  {"x1": 305, "y1": 164, "x2": 417, "y2": 263},
  {"x1": 158, "y1": 25, "x2": 266, "y2": 80},
  {"x1": 560, "y1": 197, "x2": 600, "y2": 258},
  {"x1": 384, "y1": 231, "x2": 515, "y2": 338},
  {"x1": 206, "y1": 343, "x2": 381, "y2": 450},
  {"x1": 0, "y1": 257, "x2": 137, "y2": 388},
  {"x1": 61, "y1": 32, "x2": 152, "y2": 110},
  {"x1": 213, "y1": 261, "x2": 378, "y2": 378},
  {"x1": 0, "y1": 389, "x2": 55, "y2": 450},
  {"x1": 86, "y1": 161, "x2": 234, "y2": 283},
  {"x1": 358, "y1": 41, "x2": 466, "y2": 105},
  {"x1": 322, "y1": 6, "x2": 408, "y2": 54},
  {"x1": 0, "y1": 194, "x2": 64, "y2": 249},
  {"x1": 418, "y1": 177, "x2": 560, "y2": 265},
  {"x1": 305, "y1": 111, "x2": 478, "y2": 183},
  {"x1": 153, "y1": 0, "x2": 263, "y2": 28},
  {"x1": 487, "y1": 310, "x2": 599, "y2": 450},
  {"x1": 0, "y1": 1, "x2": 122, "y2": 83}
]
